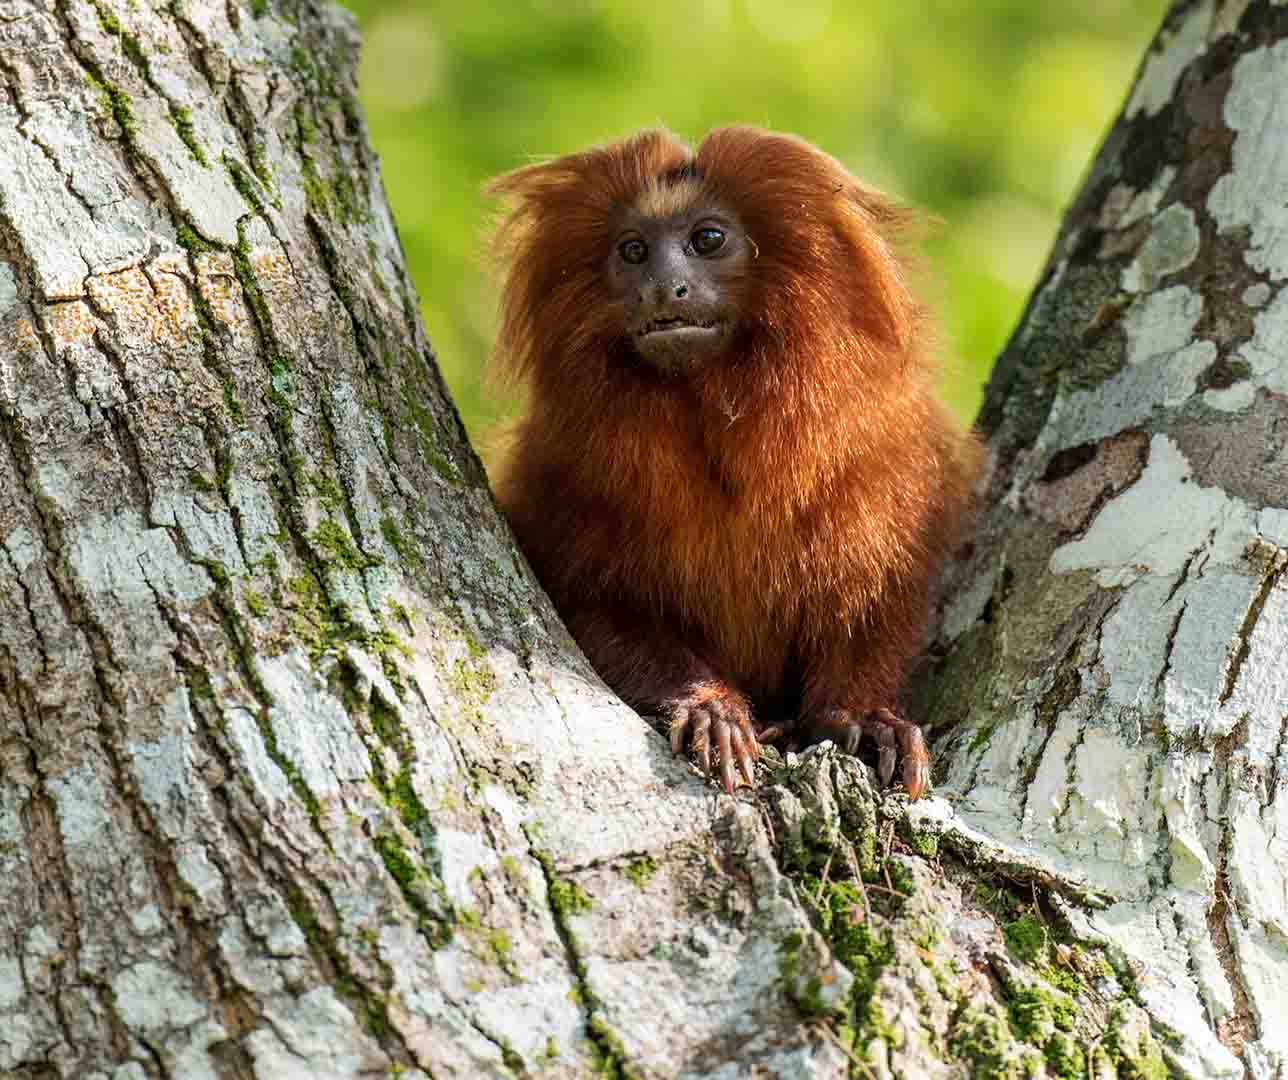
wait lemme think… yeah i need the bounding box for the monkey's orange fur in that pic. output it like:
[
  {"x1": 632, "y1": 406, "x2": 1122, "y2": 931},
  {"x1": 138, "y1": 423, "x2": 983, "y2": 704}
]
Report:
[{"x1": 487, "y1": 127, "x2": 980, "y2": 792}]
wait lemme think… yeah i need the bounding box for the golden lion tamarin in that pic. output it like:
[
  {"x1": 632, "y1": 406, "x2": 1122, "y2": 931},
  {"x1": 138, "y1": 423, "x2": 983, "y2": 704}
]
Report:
[{"x1": 486, "y1": 127, "x2": 979, "y2": 799}]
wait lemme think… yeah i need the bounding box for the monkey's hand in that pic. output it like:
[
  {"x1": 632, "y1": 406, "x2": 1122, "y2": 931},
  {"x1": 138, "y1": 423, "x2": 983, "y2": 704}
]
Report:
[
  {"x1": 666, "y1": 682, "x2": 760, "y2": 795},
  {"x1": 778, "y1": 706, "x2": 930, "y2": 800}
]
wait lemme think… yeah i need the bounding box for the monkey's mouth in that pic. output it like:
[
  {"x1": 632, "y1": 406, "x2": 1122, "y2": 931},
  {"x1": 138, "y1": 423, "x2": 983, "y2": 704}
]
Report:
[
  {"x1": 631, "y1": 314, "x2": 731, "y2": 371},
  {"x1": 636, "y1": 316, "x2": 723, "y2": 340}
]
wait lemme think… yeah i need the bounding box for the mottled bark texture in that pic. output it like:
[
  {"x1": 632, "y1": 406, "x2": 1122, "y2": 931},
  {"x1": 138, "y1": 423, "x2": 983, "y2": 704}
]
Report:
[
  {"x1": 0, "y1": 0, "x2": 1282, "y2": 1078},
  {"x1": 918, "y1": 2, "x2": 1288, "y2": 1077}
]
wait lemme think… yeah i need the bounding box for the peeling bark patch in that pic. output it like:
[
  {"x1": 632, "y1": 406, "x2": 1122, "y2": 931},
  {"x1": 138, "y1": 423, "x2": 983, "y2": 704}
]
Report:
[
  {"x1": 1218, "y1": 541, "x2": 1288, "y2": 705},
  {"x1": 111, "y1": 960, "x2": 208, "y2": 1033},
  {"x1": 1206, "y1": 737, "x2": 1260, "y2": 1060},
  {"x1": 1127, "y1": 0, "x2": 1214, "y2": 119},
  {"x1": 1051, "y1": 435, "x2": 1253, "y2": 586},
  {"x1": 1029, "y1": 431, "x2": 1149, "y2": 535},
  {"x1": 1041, "y1": 442, "x2": 1097, "y2": 483},
  {"x1": 1122, "y1": 203, "x2": 1202, "y2": 292},
  {"x1": 87, "y1": 264, "x2": 202, "y2": 360},
  {"x1": 1208, "y1": 39, "x2": 1288, "y2": 279},
  {"x1": 1172, "y1": 391, "x2": 1288, "y2": 507},
  {"x1": 0, "y1": 261, "x2": 17, "y2": 313},
  {"x1": 1231, "y1": 283, "x2": 1288, "y2": 398},
  {"x1": 47, "y1": 764, "x2": 113, "y2": 847},
  {"x1": 1124, "y1": 283, "x2": 1204, "y2": 364}
]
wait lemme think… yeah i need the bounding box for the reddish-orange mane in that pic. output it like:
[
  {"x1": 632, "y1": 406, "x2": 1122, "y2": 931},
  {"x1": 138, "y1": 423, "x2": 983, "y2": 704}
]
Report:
[{"x1": 484, "y1": 127, "x2": 979, "y2": 798}]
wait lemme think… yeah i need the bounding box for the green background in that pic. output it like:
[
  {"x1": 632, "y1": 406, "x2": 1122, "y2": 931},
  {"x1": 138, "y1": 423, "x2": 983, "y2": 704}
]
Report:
[{"x1": 339, "y1": 0, "x2": 1168, "y2": 447}]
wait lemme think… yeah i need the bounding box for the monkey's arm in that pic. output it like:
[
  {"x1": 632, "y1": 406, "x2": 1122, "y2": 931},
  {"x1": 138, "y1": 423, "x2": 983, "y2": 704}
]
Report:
[
  {"x1": 779, "y1": 583, "x2": 933, "y2": 800},
  {"x1": 563, "y1": 604, "x2": 760, "y2": 794}
]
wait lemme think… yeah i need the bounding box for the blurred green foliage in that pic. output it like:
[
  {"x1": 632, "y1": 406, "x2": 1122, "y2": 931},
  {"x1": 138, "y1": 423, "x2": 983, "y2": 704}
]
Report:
[{"x1": 339, "y1": 0, "x2": 1167, "y2": 442}]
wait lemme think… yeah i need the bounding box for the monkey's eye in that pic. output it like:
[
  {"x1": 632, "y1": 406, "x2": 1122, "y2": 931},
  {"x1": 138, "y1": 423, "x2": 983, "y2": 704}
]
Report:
[
  {"x1": 690, "y1": 227, "x2": 725, "y2": 256},
  {"x1": 618, "y1": 238, "x2": 648, "y2": 264}
]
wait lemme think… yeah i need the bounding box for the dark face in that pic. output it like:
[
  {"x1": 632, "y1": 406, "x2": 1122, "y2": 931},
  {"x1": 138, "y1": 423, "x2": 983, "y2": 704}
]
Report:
[{"x1": 605, "y1": 200, "x2": 752, "y2": 375}]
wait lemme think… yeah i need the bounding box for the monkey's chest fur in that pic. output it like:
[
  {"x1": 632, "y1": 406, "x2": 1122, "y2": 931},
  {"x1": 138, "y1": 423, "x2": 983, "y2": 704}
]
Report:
[{"x1": 504, "y1": 399, "x2": 905, "y2": 704}]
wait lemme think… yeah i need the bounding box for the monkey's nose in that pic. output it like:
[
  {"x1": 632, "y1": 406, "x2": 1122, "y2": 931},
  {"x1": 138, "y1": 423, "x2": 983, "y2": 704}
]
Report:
[{"x1": 642, "y1": 280, "x2": 690, "y2": 307}]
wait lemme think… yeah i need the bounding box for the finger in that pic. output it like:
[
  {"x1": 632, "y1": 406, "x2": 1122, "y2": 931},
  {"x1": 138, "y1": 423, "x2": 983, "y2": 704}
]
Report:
[
  {"x1": 839, "y1": 721, "x2": 864, "y2": 756},
  {"x1": 879, "y1": 746, "x2": 898, "y2": 787},
  {"x1": 733, "y1": 728, "x2": 757, "y2": 788},
  {"x1": 692, "y1": 709, "x2": 712, "y2": 778},
  {"x1": 756, "y1": 723, "x2": 784, "y2": 743},
  {"x1": 716, "y1": 719, "x2": 736, "y2": 795},
  {"x1": 875, "y1": 726, "x2": 898, "y2": 787},
  {"x1": 730, "y1": 710, "x2": 760, "y2": 762},
  {"x1": 900, "y1": 725, "x2": 930, "y2": 800},
  {"x1": 669, "y1": 705, "x2": 691, "y2": 755}
]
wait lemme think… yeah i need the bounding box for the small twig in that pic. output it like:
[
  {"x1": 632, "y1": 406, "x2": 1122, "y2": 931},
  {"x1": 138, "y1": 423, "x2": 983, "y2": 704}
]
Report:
[
  {"x1": 1087, "y1": 1036, "x2": 1105, "y2": 1077},
  {"x1": 811, "y1": 1020, "x2": 877, "y2": 1080},
  {"x1": 863, "y1": 882, "x2": 909, "y2": 898},
  {"x1": 813, "y1": 854, "x2": 833, "y2": 905},
  {"x1": 838, "y1": 839, "x2": 871, "y2": 922}
]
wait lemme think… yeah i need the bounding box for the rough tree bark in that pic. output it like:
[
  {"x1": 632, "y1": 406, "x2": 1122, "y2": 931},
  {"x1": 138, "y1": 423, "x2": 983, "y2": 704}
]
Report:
[
  {"x1": 0, "y1": 0, "x2": 1282, "y2": 1078},
  {"x1": 914, "y1": 2, "x2": 1288, "y2": 1076}
]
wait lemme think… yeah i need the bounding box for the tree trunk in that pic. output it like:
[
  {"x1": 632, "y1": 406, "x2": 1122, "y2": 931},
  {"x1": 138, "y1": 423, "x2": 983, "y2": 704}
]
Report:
[
  {"x1": 0, "y1": 1, "x2": 1281, "y2": 1078},
  {"x1": 914, "y1": 2, "x2": 1288, "y2": 1077}
]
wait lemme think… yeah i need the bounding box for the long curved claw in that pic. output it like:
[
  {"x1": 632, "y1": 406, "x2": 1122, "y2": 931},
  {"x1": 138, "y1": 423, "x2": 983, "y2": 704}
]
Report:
[
  {"x1": 716, "y1": 721, "x2": 736, "y2": 794},
  {"x1": 692, "y1": 709, "x2": 712, "y2": 778},
  {"x1": 898, "y1": 723, "x2": 930, "y2": 801},
  {"x1": 731, "y1": 727, "x2": 757, "y2": 788},
  {"x1": 875, "y1": 725, "x2": 898, "y2": 787}
]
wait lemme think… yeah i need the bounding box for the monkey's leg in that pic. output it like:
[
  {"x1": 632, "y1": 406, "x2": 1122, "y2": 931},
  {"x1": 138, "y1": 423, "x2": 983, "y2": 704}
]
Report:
[{"x1": 564, "y1": 607, "x2": 760, "y2": 794}]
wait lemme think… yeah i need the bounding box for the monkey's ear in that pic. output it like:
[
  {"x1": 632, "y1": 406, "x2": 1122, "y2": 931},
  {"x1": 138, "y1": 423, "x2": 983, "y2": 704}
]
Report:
[
  {"x1": 484, "y1": 156, "x2": 579, "y2": 206},
  {"x1": 485, "y1": 129, "x2": 691, "y2": 211}
]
